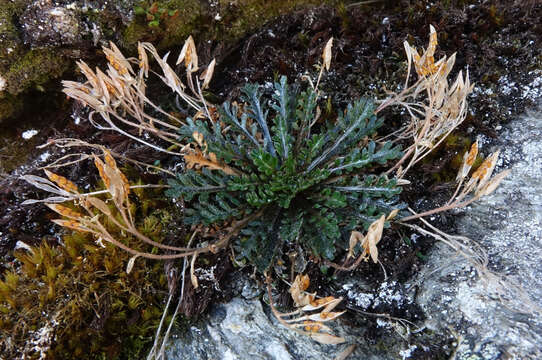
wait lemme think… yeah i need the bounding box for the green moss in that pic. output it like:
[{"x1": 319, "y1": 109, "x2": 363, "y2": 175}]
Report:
[
  {"x1": 122, "y1": 0, "x2": 202, "y2": 50},
  {"x1": 122, "y1": 0, "x2": 341, "y2": 51},
  {"x1": 4, "y1": 49, "x2": 71, "y2": 96},
  {"x1": 214, "y1": 0, "x2": 340, "y2": 42},
  {"x1": 0, "y1": 183, "x2": 178, "y2": 359},
  {"x1": 0, "y1": 93, "x2": 24, "y2": 122},
  {"x1": 0, "y1": 1, "x2": 73, "y2": 122},
  {"x1": 0, "y1": 0, "x2": 26, "y2": 69}
]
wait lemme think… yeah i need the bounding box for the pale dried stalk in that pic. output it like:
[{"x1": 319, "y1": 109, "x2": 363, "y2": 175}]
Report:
[
  {"x1": 63, "y1": 39, "x2": 218, "y2": 159},
  {"x1": 377, "y1": 25, "x2": 474, "y2": 179},
  {"x1": 400, "y1": 214, "x2": 541, "y2": 315},
  {"x1": 21, "y1": 149, "x2": 245, "y2": 262},
  {"x1": 37, "y1": 138, "x2": 176, "y2": 176},
  {"x1": 401, "y1": 142, "x2": 510, "y2": 222},
  {"x1": 265, "y1": 274, "x2": 346, "y2": 345},
  {"x1": 147, "y1": 230, "x2": 197, "y2": 360}
]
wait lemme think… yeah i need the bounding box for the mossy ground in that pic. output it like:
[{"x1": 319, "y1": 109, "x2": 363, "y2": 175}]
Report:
[
  {"x1": 0, "y1": 0, "x2": 73, "y2": 119},
  {"x1": 0, "y1": 181, "x2": 183, "y2": 359}
]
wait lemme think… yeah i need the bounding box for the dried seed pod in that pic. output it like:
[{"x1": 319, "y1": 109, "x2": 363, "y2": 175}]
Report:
[
  {"x1": 44, "y1": 170, "x2": 79, "y2": 194},
  {"x1": 177, "y1": 35, "x2": 198, "y2": 72},
  {"x1": 476, "y1": 169, "x2": 510, "y2": 197},
  {"x1": 457, "y1": 140, "x2": 478, "y2": 181},
  {"x1": 137, "y1": 42, "x2": 149, "y2": 77},
  {"x1": 322, "y1": 38, "x2": 333, "y2": 71},
  {"x1": 362, "y1": 215, "x2": 385, "y2": 263},
  {"x1": 46, "y1": 204, "x2": 84, "y2": 219},
  {"x1": 347, "y1": 231, "x2": 363, "y2": 258},
  {"x1": 86, "y1": 197, "x2": 112, "y2": 216},
  {"x1": 200, "y1": 58, "x2": 216, "y2": 90},
  {"x1": 472, "y1": 150, "x2": 499, "y2": 187},
  {"x1": 52, "y1": 219, "x2": 88, "y2": 232},
  {"x1": 94, "y1": 156, "x2": 111, "y2": 189}
]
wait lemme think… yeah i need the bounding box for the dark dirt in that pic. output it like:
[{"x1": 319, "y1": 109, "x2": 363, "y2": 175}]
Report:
[{"x1": 0, "y1": 0, "x2": 541, "y2": 357}]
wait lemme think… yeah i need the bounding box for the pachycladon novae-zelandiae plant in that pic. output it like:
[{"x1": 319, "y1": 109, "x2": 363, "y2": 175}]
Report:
[{"x1": 166, "y1": 76, "x2": 404, "y2": 272}]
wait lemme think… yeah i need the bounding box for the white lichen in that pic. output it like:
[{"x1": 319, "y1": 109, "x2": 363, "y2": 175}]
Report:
[{"x1": 22, "y1": 129, "x2": 39, "y2": 140}]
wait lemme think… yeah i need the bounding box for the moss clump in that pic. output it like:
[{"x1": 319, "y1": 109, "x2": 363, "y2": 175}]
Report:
[
  {"x1": 0, "y1": 48, "x2": 71, "y2": 122},
  {"x1": 0, "y1": 1, "x2": 73, "y2": 122},
  {"x1": 0, "y1": 0, "x2": 25, "y2": 67},
  {"x1": 122, "y1": 0, "x2": 202, "y2": 50},
  {"x1": 4, "y1": 49, "x2": 71, "y2": 96},
  {"x1": 210, "y1": 0, "x2": 340, "y2": 42},
  {"x1": 0, "y1": 185, "x2": 176, "y2": 359},
  {"x1": 0, "y1": 93, "x2": 24, "y2": 123},
  {"x1": 122, "y1": 0, "x2": 342, "y2": 51}
]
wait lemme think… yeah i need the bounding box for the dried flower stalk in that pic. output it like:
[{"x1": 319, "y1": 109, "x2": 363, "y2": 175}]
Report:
[
  {"x1": 266, "y1": 274, "x2": 345, "y2": 345},
  {"x1": 377, "y1": 25, "x2": 474, "y2": 178}
]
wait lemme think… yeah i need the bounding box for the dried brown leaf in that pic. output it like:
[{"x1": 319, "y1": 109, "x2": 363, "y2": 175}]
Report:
[
  {"x1": 310, "y1": 333, "x2": 345, "y2": 345},
  {"x1": 200, "y1": 58, "x2": 216, "y2": 90},
  {"x1": 183, "y1": 150, "x2": 237, "y2": 175},
  {"x1": 44, "y1": 169, "x2": 79, "y2": 194},
  {"x1": 323, "y1": 38, "x2": 333, "y2": 71}
]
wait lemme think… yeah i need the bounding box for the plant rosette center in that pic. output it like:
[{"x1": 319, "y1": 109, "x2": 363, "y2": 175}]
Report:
[{"x1": 166, "y1": 76, "x2": 404, "y2": 271}]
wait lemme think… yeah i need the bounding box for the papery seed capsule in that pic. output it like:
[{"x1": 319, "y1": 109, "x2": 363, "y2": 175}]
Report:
[
  {"x1": 103, "y1": 150, "x2": 117, "y2": 170},
  {"x1": 94, "y1": 157, "x2": 111, "y2": 189},
  {"x1": 44, "y1": 170, "x2": 79, "y2": 193},
  {"x1": 52, "y1": 219, "x2": 87, "y2": 232},
  {"x1": 47, "y1": 204, "x2": 84, "y2": 219}
]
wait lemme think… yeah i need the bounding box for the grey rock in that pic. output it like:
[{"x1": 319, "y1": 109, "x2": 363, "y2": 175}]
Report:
[
  {"x1": 19, "y1": 0, "x2": 137, "y2": 49},
  {"x1": 21, "y1": 1, "x2": 82, "y2": 47},
  {"x1": 165, "y1": 296, "x2": 388, "y2": 360},
  {"x1": 165, "y1": 271, "x2": 448, "y2": 359},
  {"x1": 413, "y1": 105, "x2": 542, "y2": 359}
]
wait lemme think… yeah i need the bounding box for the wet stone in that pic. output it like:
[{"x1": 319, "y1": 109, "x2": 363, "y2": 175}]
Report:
[{"x1": 21, "y1": 1, "x2": 82, "y2": 47}]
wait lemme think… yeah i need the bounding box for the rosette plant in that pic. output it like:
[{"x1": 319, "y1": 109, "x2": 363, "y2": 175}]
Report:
[{"x1": 166, "y1": 76, "x2": 403, "y2": 271}]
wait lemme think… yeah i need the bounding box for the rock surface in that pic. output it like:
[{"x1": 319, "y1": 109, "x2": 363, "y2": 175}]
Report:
[
  {"x1": 166, "y1": 297, "x2": 353, "y2": 360},
  {"x1": 165, "y1": 106, "x2": 542, "y2": 359},
  {"x1": 164, "y1": 282, "x2": 425, "y2": 360},
  {"x1": 414, "y1": 105, "x2": 542, "y2": 359},
  {"x1": 21, "y1": 2, "x2": 82, "y2": 47}
]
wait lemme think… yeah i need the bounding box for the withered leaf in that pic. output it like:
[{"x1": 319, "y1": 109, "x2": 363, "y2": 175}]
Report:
[
  {"x1": 310, "y1": 333, "x2": 345, "y2": 345},
  {"x1": 200, "y1": 58, "x2": 216, "y2": 90},
  {"x1": 323, "y1": 38, "x2": 333, "y2": 71},
  {"x1": 184, "y1": 150, "x2": 237, "y2": 175},
  {"x1": 126, "y1": 255, "x2": 139, "y2": 274}
]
